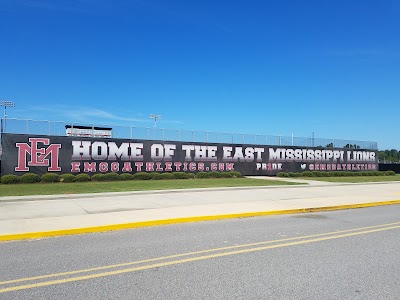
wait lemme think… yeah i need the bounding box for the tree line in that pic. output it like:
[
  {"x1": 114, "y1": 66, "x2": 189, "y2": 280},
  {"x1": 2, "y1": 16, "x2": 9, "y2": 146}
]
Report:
[{"x1": 379, "y1": 149, "x2": 400, "y2": 163}]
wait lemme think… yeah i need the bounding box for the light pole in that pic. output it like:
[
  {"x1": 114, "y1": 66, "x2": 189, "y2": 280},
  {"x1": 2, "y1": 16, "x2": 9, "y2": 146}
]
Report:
[
  {"x1": 0, "y1": 100, "x2": 15, "y2": 133},
  {"x1": 149, "y1": 114, "x2": 162, "y2": 140},
  {"x1": 149, "y1": 114, "x2": 162, "y2": 128}
]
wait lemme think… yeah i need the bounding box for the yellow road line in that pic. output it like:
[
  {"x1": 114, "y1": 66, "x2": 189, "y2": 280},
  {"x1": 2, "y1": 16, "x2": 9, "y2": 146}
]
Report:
[
  {"x1": 1, "y1": 220, "x2": 400, "y2": 286},
  {"x1": 1, "y1": 199, "x2": 400, "y2": 242},
  {"x1": 1, "y1": 223, "x2": 400, "y2": 293}
]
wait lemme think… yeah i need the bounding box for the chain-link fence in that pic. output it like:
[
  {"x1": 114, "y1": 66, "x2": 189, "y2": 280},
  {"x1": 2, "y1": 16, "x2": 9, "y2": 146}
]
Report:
[{"x1": 0, "y1": 118, "x2": 378, "y2": 150}]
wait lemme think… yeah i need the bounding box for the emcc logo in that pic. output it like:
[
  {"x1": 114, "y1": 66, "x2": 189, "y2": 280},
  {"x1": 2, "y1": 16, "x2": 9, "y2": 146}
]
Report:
[{"x1": 15, "y1": 138, "x2": 62, "y2": 172}]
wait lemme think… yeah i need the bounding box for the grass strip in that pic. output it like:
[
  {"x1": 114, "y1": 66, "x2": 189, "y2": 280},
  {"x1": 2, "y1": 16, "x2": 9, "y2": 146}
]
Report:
[{"x1": 0, "y1": 178, "x2": 300, "y2": 197}]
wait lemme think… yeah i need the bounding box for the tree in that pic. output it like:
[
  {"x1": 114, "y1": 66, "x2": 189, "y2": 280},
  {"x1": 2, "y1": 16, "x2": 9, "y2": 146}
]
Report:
[{"x1": 345, "y1": 144, "x2": 360, "y2": 149}]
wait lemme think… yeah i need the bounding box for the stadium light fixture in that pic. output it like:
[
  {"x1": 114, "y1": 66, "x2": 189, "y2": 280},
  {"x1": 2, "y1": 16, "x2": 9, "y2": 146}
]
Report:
[
  {"x1": 149, "y1": 114, "x2": 162, "y2": 128},
  {"x1": 0, "y1": 100, "x2": 15, "y2": 133}
]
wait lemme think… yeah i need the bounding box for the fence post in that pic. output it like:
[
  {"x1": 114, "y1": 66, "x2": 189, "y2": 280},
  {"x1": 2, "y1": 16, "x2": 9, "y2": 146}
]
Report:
[{"x1": 312, "y1": 132, "x2": 315, "y2": 147}]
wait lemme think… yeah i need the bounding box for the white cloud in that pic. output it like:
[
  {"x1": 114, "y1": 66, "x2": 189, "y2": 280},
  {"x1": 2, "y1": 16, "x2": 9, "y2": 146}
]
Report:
[{"x1": 23, "y1": 105, "x2": 183, "y2": 127}]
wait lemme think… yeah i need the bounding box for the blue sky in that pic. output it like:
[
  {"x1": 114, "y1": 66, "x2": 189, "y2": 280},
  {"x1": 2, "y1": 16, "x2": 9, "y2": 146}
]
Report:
[{"x1": 0, "y1": 0, "x2": 399, "y2": 149}]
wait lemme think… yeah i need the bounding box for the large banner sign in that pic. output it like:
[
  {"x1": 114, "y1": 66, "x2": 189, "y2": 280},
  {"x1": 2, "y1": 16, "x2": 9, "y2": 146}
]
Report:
[{"x1": 1, "y1": 133, "x2": 379, "y2": 176}]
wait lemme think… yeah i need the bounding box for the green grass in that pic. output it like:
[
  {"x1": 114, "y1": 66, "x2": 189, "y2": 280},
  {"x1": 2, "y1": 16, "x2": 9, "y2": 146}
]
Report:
[
  {"x1": 302, "y1": 175, "x2": 400, "y2": 183},
  {"x1": 0, "y1": 178, "x2": 300, "y2": 197}
]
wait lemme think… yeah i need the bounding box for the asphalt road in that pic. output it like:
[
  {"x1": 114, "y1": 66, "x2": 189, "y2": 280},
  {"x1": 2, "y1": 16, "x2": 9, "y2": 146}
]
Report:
[{"x1": 1, "y1": 205, "x2": 400, "y2": 299}]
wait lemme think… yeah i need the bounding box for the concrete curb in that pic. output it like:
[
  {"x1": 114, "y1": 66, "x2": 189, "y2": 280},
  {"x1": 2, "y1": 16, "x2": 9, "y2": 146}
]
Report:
[{"x1": 1, "y1": 199, "x2": 400, "y2": 242}]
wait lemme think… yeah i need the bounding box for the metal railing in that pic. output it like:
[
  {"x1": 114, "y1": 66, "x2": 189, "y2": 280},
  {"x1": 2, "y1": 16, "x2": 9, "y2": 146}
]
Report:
[{"x1": 0, "y1": 118, "x2": 378, "y2": 150}]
